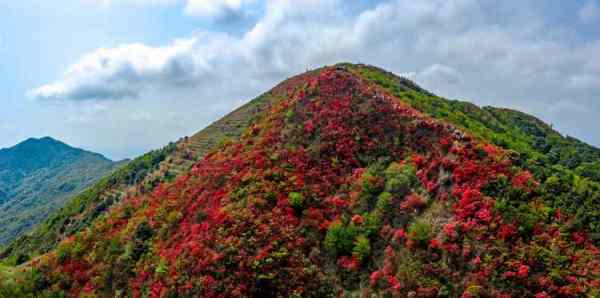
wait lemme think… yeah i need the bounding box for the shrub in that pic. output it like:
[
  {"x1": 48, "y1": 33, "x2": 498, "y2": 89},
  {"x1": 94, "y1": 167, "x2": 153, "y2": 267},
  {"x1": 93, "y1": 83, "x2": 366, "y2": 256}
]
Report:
[
  {"x1": 284, "y1": 110, "x2": 296, "y2": 125},
  {"x1": 352, "y1": 234, "x2": 371, "y2": 261},
  {"x1": 482, "y1": 175, "x2": 510, "y2": 198},
  {"x1": 325, "y1": 221, "x2": 358, "y2": 256},
  {"x1": 56, "y1": 242, "x2": 73, "y2": 264},
  {"x1": 288, "y1": 192, "x2": 305, "y2": 210},
  {"x1": 576, "y1": 160, "x2": 600, "y2": 181},
  {"x1": 516, "y1": 203, "x2": 544, "y2": 233},
  {"x1": 375, "y1": 192, "x2": 392, "y2": 217},
  {"x1": 384, "y1": 162, "x2": 418, "y2": 196},
  {"x1": 400, "y1": 193, "x2": 427, "y2": 211},
  {"x1": 407, "y1": 220, "x2": 431, "y2": 246},
  {"x1": 15, "y1": 253, "x2": 30, "y2": 265},
  {"x1": 362, "y1": 212, "x2": 381, "y2": 237},
  {"x1": 134, "y1": 221, "x2": 154, "y2": 242},
  {"x1": 362, "y1": 172, "x2": 383, "y2": 195}
]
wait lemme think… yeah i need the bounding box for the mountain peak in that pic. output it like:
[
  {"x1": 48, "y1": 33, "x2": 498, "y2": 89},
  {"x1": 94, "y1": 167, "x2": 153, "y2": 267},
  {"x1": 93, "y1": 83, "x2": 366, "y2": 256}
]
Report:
[
  {"x1": 0, "y1": 136, "x2": 122, "y2": 245},
  {"x1": 17, "y1": 136, "x2": 67, "y2": 148},
  {"x1": 332, "y1": 62, "x2": 434, "y2": 95},
  {"x1": 4, "y1": 136, "x2": 114, "y2": 163},
  {"x1": 28, "y1": 136, "x2": 57, "y2": 142},
  {"x1": 3, "y1": 64, "x2": 598, "y2": 297},
  {"x1": 1, "y1": 137, "x2": 82, "y2": 169}
]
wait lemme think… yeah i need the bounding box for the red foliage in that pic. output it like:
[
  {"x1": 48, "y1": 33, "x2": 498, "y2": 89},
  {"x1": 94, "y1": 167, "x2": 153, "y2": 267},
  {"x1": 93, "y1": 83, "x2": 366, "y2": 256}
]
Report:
[
  {"x1": 572, "y1": 231, "x2": 587, "y2": 245},
  {"x1": 31, "y1": 66, "x2": 598, "y2": 298},
  {"x1": 497, "y1": 224, "x2": 517, "y2": 240},
  {"x1": 517, "y1": 264, "x2": 529, "y2": 278},
  {"x1": 454, "y1": 188, "x2": 482, "y2": 220},
  {"x1": 351, "y1": 214, "x2": 364, "y2": 225},
  {"x1": 387, "y1": 276, "x2": 402, "y2": 292},
  {"x1": 417, "y1": 287, "x2": 438, "y2": 297},
  {"x1": 475, "y1": 208, "x2": 492, "y2": 223},
  {"x1": 370, "y1": 271, "x2": 382, "y2": 287},
  {"x1": 429, "y1": 238, "x2": 441, "y2": 250},
  {"x1": 62, "y1": 259, "x2": 90, "y2": 284},
  {"x1": 535, "y1": 292, "x2": 551, "y2": 298},
  {"x1": 338, "y1": 256, "x2": 360, "y2": 271},
  {"x1": 393, "y1": 228, "x2": 406, "y2": 242},
  {"x1": 400, "y1": 193, "x2": 427, "y2": 211},
  {"x1": 512, "y1": 170, "x2": 537, "y2": 190},
  {"x1": 443, "y1": 221, "x2": 458, "y2": 240}
]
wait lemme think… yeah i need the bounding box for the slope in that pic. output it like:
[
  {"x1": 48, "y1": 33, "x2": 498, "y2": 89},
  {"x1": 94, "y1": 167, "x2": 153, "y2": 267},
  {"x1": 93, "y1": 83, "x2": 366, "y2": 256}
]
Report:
[
  {"x1": 0, "y1": 89, "x2": 282, "y2": 264},
  {"x1": 0, "y1": 137, "x2": 124, "y2": 245},
  {"x1": 348, "y1": 64, "x2": 600, "y2": 234},
  {"x1": 4, "y1": 65, "x2": 598, "y2": 297}
]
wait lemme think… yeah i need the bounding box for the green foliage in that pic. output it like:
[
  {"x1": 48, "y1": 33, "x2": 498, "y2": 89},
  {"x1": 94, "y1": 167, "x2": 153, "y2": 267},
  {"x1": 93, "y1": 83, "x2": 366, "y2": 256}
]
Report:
[
  {"x1": 1, "y1": 63, "x2": 598, "y2": 297},
  {"x1": 0, "y1": 266, "x2": 54, "y2": 297},
  {"x1": 540, "y1": 170, "x2": 600, "y2": 232},
  {"x1": 384, "y1": 162, "x2": 417, "y2": 196},
  {"x1": 361, "y1": 212, "x2": 381, "y2": 237},
  {"x1": 495, "y1": 197, "x2": 552, "y2": 234},
  {"x1": 484, "y1": 175, "x2": 534, "y2": 208},
  {"x1": 576, "y1": 160, "x2": 600, "y2": 181},
  {"x1": 0, "y1": 143, "x2": 176, "y2": 263},
  {"x1": 0, "y1": 91, "x2": 280, "y2": 264},
  {"x1": 361, "y1": 172, "x2": 382, "y2": 196},
  {"x1": 1, "y1": 63, "x2": 598, "y2": 296},
  {"x1": 56, "y1": 242, "x2": 71, "y2": 264},
  {"x1": 352, "y1": 234, "x2": 371, "y2": 261},
  {"x1": 325, "y1": 221, "x2": 359, "y2": 256},
  {"x1": 156, "y1": 259, "x2": 168, "y2": 275},
  {"x1": 0, "y1": 137, "x2": 123, "y2": 246},
  {"x1": 288, "y1": 192, "x2": 305, "y2": 210},
  {"x1": 285, "y1": 110, "x2": 295, "y2": 122},
  {"x1": 353, "y1": 160, "x2": 422, "y2": 237},
  {"x1": 407, "y1": 220, "x2": 431, "y2": 245},
  {"x1": 9, "y1": 115, "x2": 256, "y2": 268},
  {"x1": 375, "y1": 192, "x2": 392, "y2": 216},
  {"x1": 350, "y1": 64, "x2": 600, "y2": 235}
]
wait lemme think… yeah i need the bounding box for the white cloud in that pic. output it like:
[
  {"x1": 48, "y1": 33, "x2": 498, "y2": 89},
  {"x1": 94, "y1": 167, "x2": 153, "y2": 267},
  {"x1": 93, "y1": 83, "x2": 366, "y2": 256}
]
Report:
[
  {"x1": 29, "y1": 0, "x2": 600, "y2": 151},
  {"x1": 30, "y1": 0, "x2": 345, "y2": 101},
  {"x1": 185, "y1": 0, "x2": 255, "y2": 18},
  {"x1": 88, "y1": 0, "x2": 255, "y2": 18},
  {"x1": 29, "y1": 38, "x2": 202, "y2": 100},
  {"x1": 31, "y1": 0, "x2": 599, "y2": 101}
]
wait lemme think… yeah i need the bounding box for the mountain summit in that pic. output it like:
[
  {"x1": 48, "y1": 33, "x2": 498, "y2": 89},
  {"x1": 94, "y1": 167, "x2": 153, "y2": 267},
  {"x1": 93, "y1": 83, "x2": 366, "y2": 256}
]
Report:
[
  {"x1": 2, "y1": 64, "x2": 599, "y2": 297},
  {"x1": 0, "y1": 137, "x2": 124, "y2": 245},
  {"x1": 1, "y1": 137, "x2": 83, "y2": 176}
]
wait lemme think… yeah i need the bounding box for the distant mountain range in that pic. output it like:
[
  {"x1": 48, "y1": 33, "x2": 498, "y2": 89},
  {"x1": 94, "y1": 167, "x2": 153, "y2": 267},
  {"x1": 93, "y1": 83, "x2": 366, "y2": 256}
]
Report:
[
  {"x1": 1, "y1": 64, "x2": 599, "y2": 297},
  {"x1": 0, "y1": 137, "x2": 126, "y2": 245}
]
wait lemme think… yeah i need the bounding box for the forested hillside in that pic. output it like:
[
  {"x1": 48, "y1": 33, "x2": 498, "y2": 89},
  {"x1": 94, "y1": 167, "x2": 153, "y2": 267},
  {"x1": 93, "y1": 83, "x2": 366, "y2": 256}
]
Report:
[
  {"x1": 0, "y1": 137, "x2": 124, "y2": 245},
  {"x1": 1, "y1": 65, "x2": 598, "y2": 297},
  {"x1": 349, "y1": 64, "x2": 600, "y2": 235},
  {"x1": 0, "y1": 91, "x2": 279, "y2": 264}
]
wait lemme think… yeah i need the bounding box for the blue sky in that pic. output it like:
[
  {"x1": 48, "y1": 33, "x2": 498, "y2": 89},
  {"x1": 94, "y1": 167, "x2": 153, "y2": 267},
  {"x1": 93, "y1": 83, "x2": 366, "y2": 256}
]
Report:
[{"x1": 1, "y1": 0, "x2": 599, "y2": 160}]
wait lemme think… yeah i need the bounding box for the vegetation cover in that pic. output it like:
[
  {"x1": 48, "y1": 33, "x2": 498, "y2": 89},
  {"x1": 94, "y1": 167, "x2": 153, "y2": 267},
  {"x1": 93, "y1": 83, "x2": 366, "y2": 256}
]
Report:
[
  {"x1": 1, "y1": 65, "x2": 599, "y2": 297},
  {"x1": 0, "y1": 137, "x2": 124, "y2": 246},
  {"x1": 1, "y1": 89, "x2": 275, "y2": 265}
]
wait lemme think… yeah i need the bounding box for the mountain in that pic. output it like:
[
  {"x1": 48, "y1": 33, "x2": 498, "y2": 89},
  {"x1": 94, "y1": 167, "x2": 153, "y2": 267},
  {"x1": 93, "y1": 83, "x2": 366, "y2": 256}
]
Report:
[
  {"x1": 0, "y1": 91, "x2": 276, "y2": 264},
  {"x1": 2, "y1": 64, "x2": 599, "y2": 297},
  {"x1": 0, "y1": 137, "x2": 125, "y2": 245}
]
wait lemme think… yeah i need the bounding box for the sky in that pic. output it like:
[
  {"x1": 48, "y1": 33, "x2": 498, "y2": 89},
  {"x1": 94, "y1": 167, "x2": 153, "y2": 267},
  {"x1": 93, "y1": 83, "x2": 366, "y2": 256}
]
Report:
[{"x1": 1, "y1": 0, "x2": 599, "y2": 160}]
